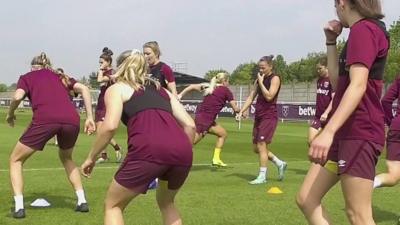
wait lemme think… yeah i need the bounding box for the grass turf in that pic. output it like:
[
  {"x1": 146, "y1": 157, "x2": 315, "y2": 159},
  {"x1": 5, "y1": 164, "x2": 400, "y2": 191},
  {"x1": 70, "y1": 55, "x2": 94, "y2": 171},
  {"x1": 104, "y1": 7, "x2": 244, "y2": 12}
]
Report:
[{"x1": 0, "y1": 108, "x2": 399, "y2": 224}]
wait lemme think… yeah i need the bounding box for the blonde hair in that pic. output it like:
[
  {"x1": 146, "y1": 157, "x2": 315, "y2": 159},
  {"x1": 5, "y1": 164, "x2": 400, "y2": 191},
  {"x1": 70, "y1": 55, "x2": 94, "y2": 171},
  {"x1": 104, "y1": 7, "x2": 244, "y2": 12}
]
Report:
[
  {"x1": 143, "y1": 41, "x2": 161, "y2": 58},
  {"x1": 347, "y1": 0, "x2": 384, "y2": 19},
  {"x1": 114, "y1": 50, "x2": 159, "y2": 91},
  {"x1": 203, "y1": 72, "x2": 229, "y2": 96}
]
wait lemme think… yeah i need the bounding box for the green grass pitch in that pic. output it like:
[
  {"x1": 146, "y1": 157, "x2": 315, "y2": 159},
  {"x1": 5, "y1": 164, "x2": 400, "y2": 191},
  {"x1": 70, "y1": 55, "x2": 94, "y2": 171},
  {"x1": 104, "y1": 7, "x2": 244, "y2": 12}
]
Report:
[{"x1": 0, "y1": 108, "x2": 399, "y2": 224}]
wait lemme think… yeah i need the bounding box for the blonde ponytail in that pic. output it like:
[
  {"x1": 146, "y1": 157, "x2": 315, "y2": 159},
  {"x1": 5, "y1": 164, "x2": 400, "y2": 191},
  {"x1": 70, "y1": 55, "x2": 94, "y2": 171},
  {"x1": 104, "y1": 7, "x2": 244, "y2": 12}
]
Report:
[
  {"x1": 203, "y1": 72, "x2": 229, "y2": 96},
  {"x1": 114, "y1": 50, "x2": 159, "y2": 91}
]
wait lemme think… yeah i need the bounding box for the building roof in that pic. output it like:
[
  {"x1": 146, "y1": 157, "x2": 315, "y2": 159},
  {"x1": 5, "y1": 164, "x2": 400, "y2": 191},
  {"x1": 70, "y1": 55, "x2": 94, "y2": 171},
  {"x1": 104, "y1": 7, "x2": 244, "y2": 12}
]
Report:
[
  {"x1": 0, "y1": 91, "x2": 14, "y2": 98},
  {"x1": 174, "y1": 72, "x2": 207, "y2": 85}
]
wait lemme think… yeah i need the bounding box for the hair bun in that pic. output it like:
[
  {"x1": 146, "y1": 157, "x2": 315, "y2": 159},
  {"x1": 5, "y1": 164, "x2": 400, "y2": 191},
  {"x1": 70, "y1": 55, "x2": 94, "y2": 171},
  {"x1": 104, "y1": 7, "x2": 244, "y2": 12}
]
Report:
[{"x1": 102, "y1": 47, "x2": 113, "y2": 56}]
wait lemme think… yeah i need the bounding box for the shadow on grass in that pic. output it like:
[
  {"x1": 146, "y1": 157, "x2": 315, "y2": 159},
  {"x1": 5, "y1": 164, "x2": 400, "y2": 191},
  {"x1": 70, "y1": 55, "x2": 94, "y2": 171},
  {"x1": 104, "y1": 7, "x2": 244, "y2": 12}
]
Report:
[
  {"x1": 190, "y1": 165, "x2": 231, "y2": 172},
  {"x1": 25, "y1": 193, "x2": 76, "y2": 210},
  {"x1": 190, "y1": 165, "x2": 213, "y2": 172},
  {"x1": 288, "y1": 168, "x2": 308, "y2": 175},
  {"x1": 373, "y1": 205, "x2": 398, "y2": 223},
  {"x1": 337, "y1": 206, "x2": 398, "y2": 223},
  {"x1": 225, "y1": 173, "x2": 254, "y2": 181},
  {"x1": 5, "y1": 193, "x2": 77, "y2": 219}
]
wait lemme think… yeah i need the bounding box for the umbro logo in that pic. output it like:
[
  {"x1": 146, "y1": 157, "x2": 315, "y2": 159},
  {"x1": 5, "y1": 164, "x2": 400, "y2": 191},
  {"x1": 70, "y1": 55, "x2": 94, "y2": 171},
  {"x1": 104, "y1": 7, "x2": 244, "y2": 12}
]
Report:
[{"x1": 338, "y1": 159, "x2": 346, "y2": 167}]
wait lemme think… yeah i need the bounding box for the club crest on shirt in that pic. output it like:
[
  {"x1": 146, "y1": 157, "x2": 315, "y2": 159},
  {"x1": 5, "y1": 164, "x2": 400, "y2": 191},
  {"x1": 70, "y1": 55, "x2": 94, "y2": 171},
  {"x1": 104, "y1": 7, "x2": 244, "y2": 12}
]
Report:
[{"x1": 324, "y1": 81, "x2": 329, "y2": 88}]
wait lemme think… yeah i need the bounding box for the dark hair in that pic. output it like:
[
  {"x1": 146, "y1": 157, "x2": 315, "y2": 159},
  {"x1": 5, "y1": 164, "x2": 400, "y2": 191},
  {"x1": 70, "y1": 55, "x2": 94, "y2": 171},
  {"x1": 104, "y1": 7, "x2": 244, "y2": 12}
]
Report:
[
  {"x1": 348, "y1": 0, "x2": 384, "y2": 19},
  {"x1": 56, "y1": 68, "x2": 64, "y2": 74},
  {"x1": 100, "y1": 47, "x2": 113, "y2": 64},
  {"x1": 56, "y1": 68, "x2": 74, "y2": 93},
  {"x1": 259, "y1": 55, "x2": 274, "y2": 66},
  {"x1": 31, "y1": 52, "x2": 52, "y2": 69}
]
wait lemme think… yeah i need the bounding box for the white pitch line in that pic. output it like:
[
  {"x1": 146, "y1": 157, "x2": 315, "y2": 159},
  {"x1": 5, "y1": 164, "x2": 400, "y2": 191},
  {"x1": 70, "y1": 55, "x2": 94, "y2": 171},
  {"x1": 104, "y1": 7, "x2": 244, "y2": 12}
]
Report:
[
  {"x1": 0, "y1": 162, "x2": 258, "y2": 172},
  {"x1": 0, "y1": 160, "x2": 312, "y2": 172}
]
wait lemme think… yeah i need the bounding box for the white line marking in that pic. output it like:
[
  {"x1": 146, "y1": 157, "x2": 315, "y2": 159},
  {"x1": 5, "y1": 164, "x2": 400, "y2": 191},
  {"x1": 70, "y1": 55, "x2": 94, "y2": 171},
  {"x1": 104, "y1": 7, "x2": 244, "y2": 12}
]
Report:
[
  {"x1": 0, "y1": 162, "x2": 256, "y2": 172},
  {"x1": 0, "y1": 161, "x2": 310, "y2": 172}
]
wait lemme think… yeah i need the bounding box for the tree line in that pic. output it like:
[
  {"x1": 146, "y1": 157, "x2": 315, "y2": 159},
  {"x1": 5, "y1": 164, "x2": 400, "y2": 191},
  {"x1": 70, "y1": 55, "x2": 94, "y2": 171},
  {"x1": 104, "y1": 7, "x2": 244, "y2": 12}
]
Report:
[{"x1": 205, "y1": 18, "x2": 400, "y2": 85}]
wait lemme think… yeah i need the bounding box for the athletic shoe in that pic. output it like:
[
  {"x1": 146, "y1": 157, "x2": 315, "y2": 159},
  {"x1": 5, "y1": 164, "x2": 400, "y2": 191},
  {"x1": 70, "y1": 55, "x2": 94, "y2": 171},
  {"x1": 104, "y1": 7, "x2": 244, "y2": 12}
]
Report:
[
  {"x1": 148, "y1": 179, "x2": 158, "y2": 190},
  {"x1": 75, "y1": 203, "x2": 89, "y2": 213},
  {"x1": 115, "y1": 150, "x2": 123, "y2": 163},
  {"x1": 12, "y1": 208, "x2": 25, "y2": 219},
  {"x1": 248, "y1": 177, "x2": 267, "y2": 185},
  {"x1": 95, "y1": 157, "x2": 108, "y2": 164},
  {"x1": 277, "y1": 162, "x2": 288, "y2": 181},
  {"x1": 212, "y1": 159, "x2": 227, "y2": 167}
]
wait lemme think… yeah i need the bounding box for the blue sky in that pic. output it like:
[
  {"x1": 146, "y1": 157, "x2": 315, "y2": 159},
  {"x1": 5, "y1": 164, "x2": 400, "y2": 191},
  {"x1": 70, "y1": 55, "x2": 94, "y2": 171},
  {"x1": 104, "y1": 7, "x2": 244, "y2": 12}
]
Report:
[{"x1": 0, "y1": 0, "x2": 398, "y2": 84}]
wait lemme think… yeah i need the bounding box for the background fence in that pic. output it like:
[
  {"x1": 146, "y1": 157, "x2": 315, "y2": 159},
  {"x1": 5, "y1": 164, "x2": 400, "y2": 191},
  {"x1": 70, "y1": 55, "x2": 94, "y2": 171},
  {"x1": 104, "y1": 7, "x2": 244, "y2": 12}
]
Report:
[{"x1": 0, "y1": 82, "x2": 394, "y2": 122}]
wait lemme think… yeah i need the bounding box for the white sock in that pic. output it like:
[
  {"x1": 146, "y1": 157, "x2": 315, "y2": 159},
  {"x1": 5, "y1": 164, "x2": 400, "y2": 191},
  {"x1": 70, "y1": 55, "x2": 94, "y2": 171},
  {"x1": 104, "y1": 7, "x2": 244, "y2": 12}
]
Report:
[
  {"x1": 258, "y1": 167, "x2": 267, "y2": 179},
  {"x1": 373, "y1": 177, "x2": 382, "y2": 189},
  {"x1": 76, "y1": 190, "x2": 87, "y2": 205},
  {"x1": 14, "y1": 195, "x2": 24, "y2": 212},
  {"x1": 271, "y1": 156, "x2": 283, "y2": 167}
]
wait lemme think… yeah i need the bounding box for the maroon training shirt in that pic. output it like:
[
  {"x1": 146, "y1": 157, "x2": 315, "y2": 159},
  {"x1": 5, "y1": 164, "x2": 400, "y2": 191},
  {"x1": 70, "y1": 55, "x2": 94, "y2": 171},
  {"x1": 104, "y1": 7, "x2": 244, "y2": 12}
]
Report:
[
  {"x1": 331, "y1": 19, "x2": 389, "y2": 145},
  {"x1": 16, "y1": 69, "x2": 79, "y2": 126}
]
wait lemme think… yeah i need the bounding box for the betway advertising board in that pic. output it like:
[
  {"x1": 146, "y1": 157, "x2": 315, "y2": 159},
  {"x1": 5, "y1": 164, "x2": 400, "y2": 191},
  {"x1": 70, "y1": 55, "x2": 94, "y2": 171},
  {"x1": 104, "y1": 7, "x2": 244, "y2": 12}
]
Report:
[{"x1": 180, "y1": 101, "x2": 317, "y2": 120}]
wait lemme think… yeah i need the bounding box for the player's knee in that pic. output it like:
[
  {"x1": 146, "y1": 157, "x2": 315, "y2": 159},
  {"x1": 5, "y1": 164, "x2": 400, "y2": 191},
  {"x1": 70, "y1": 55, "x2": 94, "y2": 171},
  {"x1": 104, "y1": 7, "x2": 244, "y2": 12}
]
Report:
[
  {"x1": 220, "y1": 131, "x2": 228, "y2": 139},
  {"x1": 295, "y1": 191, "x2": 321, "y2": 213},
  {"x1": 252, "y1": 145, "x2": 259, "y2": 154},
  {"x1": 104, "y1": 198, "x2": 117, "y2": 210},
  {"x1": 344, "y1": 208, "x2": 359, "y2": 225},
  {"x1": 9, "y1": 151, "x2": 23, "y2": 164},
  {"x1": 387, "y1": 167, "x2": 400, "y2": 182},
  {"x1": 295, "y1": 192, "x2": 307, "y2": 210}
]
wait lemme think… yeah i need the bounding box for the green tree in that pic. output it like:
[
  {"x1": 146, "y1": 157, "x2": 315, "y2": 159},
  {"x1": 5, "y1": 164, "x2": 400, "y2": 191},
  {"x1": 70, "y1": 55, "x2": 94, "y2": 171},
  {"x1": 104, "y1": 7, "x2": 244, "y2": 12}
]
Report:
[
  {"x1": 8, "y1": 83, "x2": 17, "y2": 91},
  {"x1": 273, "y1": 55, "x2": 289, "y2": 82},
  {"x1": 79, "y1": 76, "x2": 90, "y2": 86},
  {"x1": 89, "y1": 71, "x2": 99, "y2": 89},
  {"x1": 230, "y1": 63, "x2": 257, "y2": 85},
  {"x1": 287, "y1": 61, "x2": 302, "y2": 82},
  {"x1": 0, "y1": 83, "x2": 8, "y2": 92},
  {"x1": 204, "y1": 69, "x2": 229, "y2": 81},
  {"x1": 286, "y1": 52, "x2": 326, "y2": 82},
  {"x1": 385, "y1": 18, "x2": 400, "y2": 83}
]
